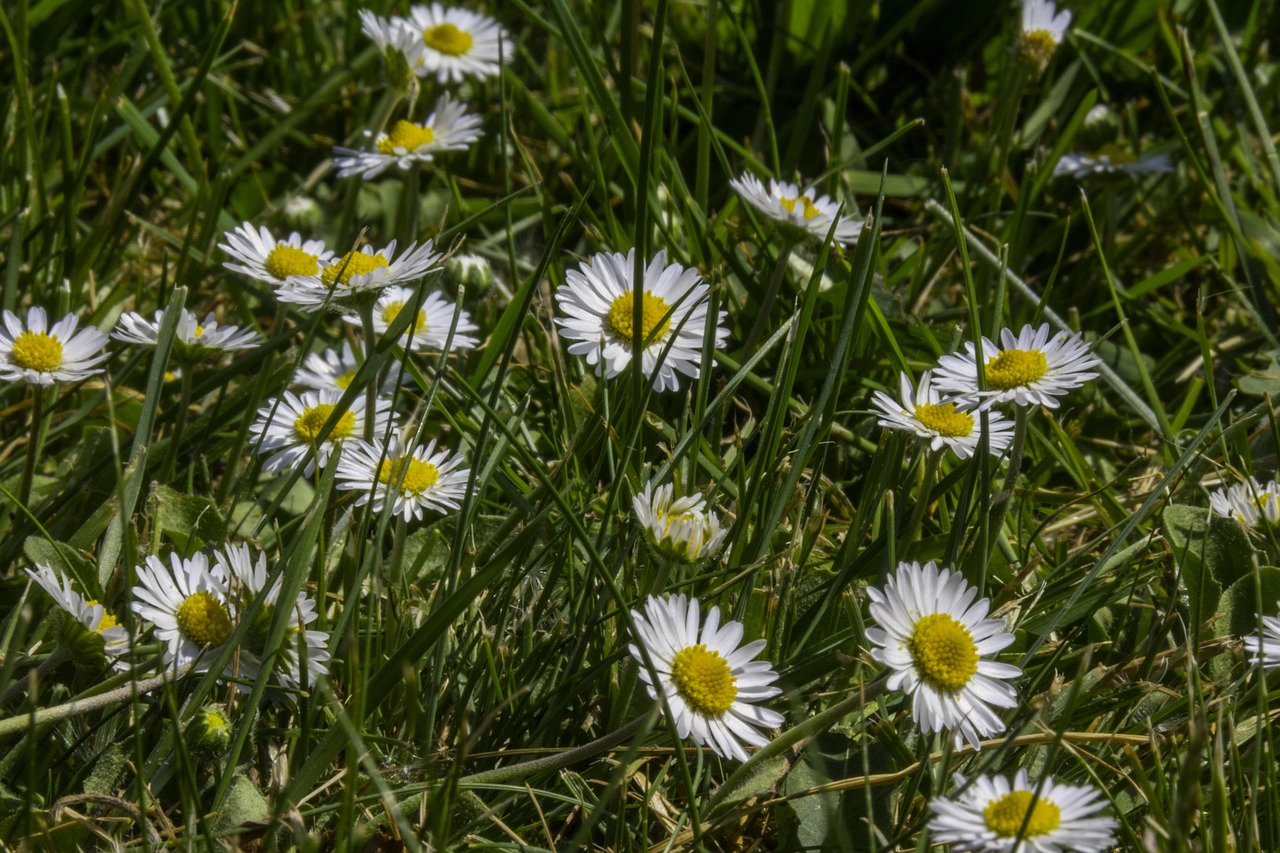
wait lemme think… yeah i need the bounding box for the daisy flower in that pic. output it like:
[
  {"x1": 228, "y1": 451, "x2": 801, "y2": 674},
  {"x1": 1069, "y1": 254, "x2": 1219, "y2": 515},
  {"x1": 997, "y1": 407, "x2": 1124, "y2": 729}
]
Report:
[
  {"x1": 213, "y1": 543, "x2": 330, "y2": 689},
  {"x1": 633, "y1": 481, "x2": 728, "y2": 563},
  {"x1": 293, "y1": 341, "x2": 401, "y2": 394},
  {"x1": 1053, "y1": 145, "x2": 1174, "y2": 180},
  {"x1": 866, "y1": 560, "x2": 1022, "y2": 750},
  {"x1": 729, "y1": 174, "x2": 863, "y2": 245},
  {"x1": 931, "y1": 323, "x2": 1102, "y2": 410},
  {"x1": 407, "y1": 3, "x2": 510, "y2": 83},
  {"x1": 218, "y1": 223, "x2": 333, "y2": 286},
  {"x1": 26, "y1": 564, "x2": 132, "y2": 669},
  {"x1": 0, "y1": 307, "x2": 110, "y2": 386},
  {"x1": 334, "y1": 95, "x2": 484, "y2": 180},
  {"x1": 336, "y1": 429, "x2": 470, "y2": 521},
  {"x1": 1242, "y1": 602, "x2": 1280, "y2": 670},
  {"x1": 1019, "y1": 0, "x2": 1072, "y2": 71},
  {"x1": 871, "y1": 371, "x2": 1016, "y2": 459},
  {"x1": 130, "y1": 552, "x2": 235, "y2": 672},
  {"x1": 628, "y1": 594, "x2": 784, "y2": 762},
  {"x1": 249, "y1": 389, "x2": 394, "y2": 476},
  {"x1": 554, "y1": 249, "x2": 728, "y2": 393},
  {"x1": 360, "y1": 9, "x2": 422, "y2": 58},
  {"x1": 346, "y1": 285, "x2": 481, "y2": 352},
  {"x1": 929, "y1": 770, "x2": 1117, "y2": 852},
  {"x1": 277, "y1": 240, "x2": 444, "y2": 313},
  {"x1": 1208, "y1": 476, "x2": 1280, "y2": 528},
  {"x1": 112, "y1": 308, "x2": 260, "y2": 362}
]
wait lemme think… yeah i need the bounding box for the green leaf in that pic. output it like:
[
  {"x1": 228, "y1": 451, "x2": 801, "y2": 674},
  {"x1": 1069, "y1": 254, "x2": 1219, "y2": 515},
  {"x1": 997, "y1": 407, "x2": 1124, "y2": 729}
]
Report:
[
  {"x1": 153, "y1": 485, "x2": 226, "y2": 553},
  {"x1": 1218, "y1": 566, "x2": 1280, "y2": 638},
  {"x1": 1163, "y1": 504, "x2": 1221, "y2": 635}
]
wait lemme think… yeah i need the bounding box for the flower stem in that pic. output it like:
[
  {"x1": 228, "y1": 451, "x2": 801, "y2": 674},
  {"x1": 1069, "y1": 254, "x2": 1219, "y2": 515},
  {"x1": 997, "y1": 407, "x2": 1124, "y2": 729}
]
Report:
[
  {"x1": 161, "y1": 367, "x2": 194, "y2": 483},
  {"x1": 899, "y1": 447, "x2": 943, "y2": 552},
  {"x1": 742, "y1": 237, "x2": 796, "y2": 355},
  {"x1": 983, "y1": 406, "x2": 1029, "y2": 587},
  {"x1": 359, "y1": 301, "x2": 379, "y2": 442},
  {"x1": 18, "y1": 387, "x2": 47, "y2": 508}
]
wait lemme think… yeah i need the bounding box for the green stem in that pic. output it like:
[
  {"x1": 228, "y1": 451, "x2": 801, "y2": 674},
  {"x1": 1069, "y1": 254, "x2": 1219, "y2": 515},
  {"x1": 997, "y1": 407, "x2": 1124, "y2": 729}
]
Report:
[
  {"x1": 983, "y1": 406, "x2": 1029, "y2": 588},
  {"x1": 899, "y1": 447, "x2": 943, "y2": 552},
  {"x1": 0, "y1": 664, "x2": 190, "y2": 742},
  {"x1": 18, "y1": 386, "x2": 46, "y2": 508},
  {"x1": 0, "y1": 647, "x2": 69, "y2": 708},
  {"x1": 742, "y1": 238, "x2": 795, "y2": 355},
  {"x1": 161, "y1": 366, "x2": 194, "y2": 483},
  {"x1": 359, "y1": 301, "x2": 379, "y2": 443}
]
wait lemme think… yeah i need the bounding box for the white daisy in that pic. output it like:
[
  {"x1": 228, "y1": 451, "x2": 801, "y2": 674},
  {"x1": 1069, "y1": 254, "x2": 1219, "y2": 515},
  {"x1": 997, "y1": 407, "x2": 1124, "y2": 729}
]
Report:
[
  {"x1": 632, "y1": 481, "x2": 728, "y2": 563},
  {"x1": 866, "y1": 560, "x2": 1022, "y2": 750},
  {"x1": 931, "y1": 323, "x2": 1102, "y2": 410},
  {"x1": 218, "y1": 223, "x2": 333, "y2": 286},
  {"x1": 112, "y1": 308, "x2": 260, "y2": 362},
  {"x1": 213, "y1": 543, "x2": 330, "y2": 689},
  {"x1": 1019, "y1": 0, "x2": 1072, "y2": 70},
  {"x1": 1207, "y1": 476, "x2": 1280, "y2": 528},
  {"x1": 1053, "y1": 145, "x2": 1174, "y2": 180},
  {"x1": 345, "y1": 285, "x2": 481, "y2": 352},
  {"x1": 249, "y1": 389, "x2": 394, "y2": 476},
  {"x1": 130, "y1": 552, "x2": 234, "y2": 672},
  {"x1": 293, "y1": 341, "x2": 401, "y2": 394},
  {"x1": 929, "y1": 770, "x2": 1118, "y2": 852},
  {"x1": 1242, "y1": 602, "x2": 1280, "y2": 670},
  {"x1": 555, "y1": 249, "x2": 728, "y2": 393},
  {"x1": 407, "y1": 3, "x2": 510, "y2": 83},
  {"x1": 0, "y1": 307, "x2": 109, "y2": 386},
  {"x1": 870, "y1": 371, "x2": 1016, "y2": 460},
  {"x1": 628, "y1": 594, "x2": 784, "y2": 762},
  {"x1": 334, "y1": 95, "x2": 484, "y2": 180},
  {"x1": 276, "y1": 240, "x2": 444, "y2": 313},
  {"x1": 729, "y1": 174, "x2": 863, "y2": 245},
  {"x1": 359, "y1": 9, "x2": 422, "y2": 58},
  {"x1": 336, "y1": 429, "x2": 470, "y2": 521},
  {"x1": 26, "y1": 564, "x2": 132, "y2": 669}
]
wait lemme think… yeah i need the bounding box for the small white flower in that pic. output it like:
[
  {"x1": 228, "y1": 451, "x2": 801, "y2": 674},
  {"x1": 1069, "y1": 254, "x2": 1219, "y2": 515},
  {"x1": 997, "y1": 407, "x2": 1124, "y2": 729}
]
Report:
[
  {"x1": 0, "y1": 307, "x2": 109, "y2": 386},
  {"x1": 729, "y1": 174, "x2": 863, "y2": 244},
  {"x1": 932, "y1": 323, "x2": 1102, "y2": 410},
  {"x1": 1208, "y1": 476, "x2": 1280, "y2": 528},
  {"x1": 334, "y1": 95, "x2": 484, "y2": 180},
  {"x1": 929, "y1": 770, "x2": 1117, "y2": 852},
  {"x1": 249, "y1": 389, "x2": 394, "y2": 476},
  {"x1": 1019, "y1": 0, "x2": 1071, "y2": 69},
  {"x1": 866, "y1": 560, "x2": 1022, "y2": 750},
  {"x1": 112, "y1": 308, "x2": 260, "y2": 361},
  {"x1": 26, "y1": 564, "x2": 132, "y2": 669},
  {"x1": 1053, "y1": 146, "x2": 1174, "y2": 180},
  {"x1": 628, "y1": 594, "x2": 784, "y2": 762},
  {"x1": 293, "y1": 341, "x2": 401, "y2": 394},
  {"x1": 1242, "y1": 602, "x2": 1280, "y2": 670},
  {"x1": 359, "y1": 10, "x2": 420, "y2": 56},
  {"x1": 870, "y1": 371, "x2": 1015, "y2": 459},
  {"x1": 633, "y1": 481, "x2": 727, "y2": 563},
  {"x1": 130, "y1": 552, "x2": 235, "y2": 672},
  {"x1": 345, "y1": 285, "x2": 480, "y2": 352},
  {"x1": 218, "y1": 223, "x2": 333, "y2": 286},
  {"x1": 407, "y1": 3, "x2": 510, "y2": 83},
  {"x1": 276, "y1": 240, "x2": 444, "y2": 312},
  {"x1": 554, "y1": 249, "x2": 728, "y2": 393},
  {"x1": 336, "y1": 429, "x2": 470, "y2": 521}
]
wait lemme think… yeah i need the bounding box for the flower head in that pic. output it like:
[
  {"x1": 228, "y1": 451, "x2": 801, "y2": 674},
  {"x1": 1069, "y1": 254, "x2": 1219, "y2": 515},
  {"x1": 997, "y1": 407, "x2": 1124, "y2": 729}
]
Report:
[
  {"x1": 293, "y1": 341, "x2": 401, "y2": 395},
  {"x1": 407, "y1": 3, "x2": 510, "y2": 82},
  {"x1": 112, "y1": 308, "x2": 260, "y2": 363},
  {"x1": 26, "y1": 564, "x2": 132, "y2": 669},
  {"x1": 249, "y1": 389, "x2": 394, "y2": 476},
  {"x1": 336, "y1": 429, "x2": 470, "y2": 521},
  {"x1": 866, "y1": 560, "x2": 1022, "y2": 750},
  {"x1": 1208, "y1": 476, "x2": 1280, "y2": 528},
  {"x1": 347, "y1": 285, "x2": 480, "y2": 352},
  {"x1": 1053, "y1": 145, "x2": 1174, "y2": 180},
  {"x1": 277, "y1": 240, "x2": 444, "y2": 313},
  {"x1": 334, "y1": 95, "x2": 484, "y2": 180},
  {"x1": 929, "y1": 770, "x2": 1117, "y2": 852},
  {"x1": 729, "y1": 174, "x2": 863, "y2": 245},
  {"x1": 633, "y1": 481, "x2": 727, "y2": 563},
  {"x1": 0, "y1": 307, "x2": 109, "y2": 386},
  {"x1": 628, "y1": 594, "x2": 784, "y2": 761},
  {"x1": 1019, "y1": 0, "x2": 1072, "y2": 71},
  {"x1": 1242, "y1": 602, "x2": 1280, "y2": 670},
  {"x1": 130, "y1": 552, "x2": 235, "y2": 672},
  {"x1": 218, "y1": 223, "x2": 333, "y2": 286},
  {"x1": 871, "y1": 371, "x2": 1015, "y2": 459},
  {"x1": 932, "y1": 323, "x2": 1102, "y2": 410},
  {"x1": 554, "y1": 249, "x2": 727, "y2": 393}
]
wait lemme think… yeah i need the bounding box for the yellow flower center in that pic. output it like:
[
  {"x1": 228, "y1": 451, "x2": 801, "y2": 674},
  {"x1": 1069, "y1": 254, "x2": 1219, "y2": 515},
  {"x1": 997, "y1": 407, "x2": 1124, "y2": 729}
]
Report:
[
  {"x1": 85, "y1": 600, "x2": 120, "y2": 633},
  {"x1": 1093, "y1": 142, "x2": 1136, "y2": 165},
  {"x1": 423, "y1": 22, "x2": 474, "y2": 56},
  {"x1": 321, "y1": 251, "x2": 390, "y2": 288},
  {"x1": 1020, "y1": 30, "x2": 1057, "y2": 68},
  {"x1": 670, "y1": 644, "x2": 737, "y2": 716},
  {"x1": 381, "y1": 301, "x2": 429, "y2": 333},
  {"x1": 779, "y1": 194, "x2": 821, "y2": 220},
  {"x1": 175, "y1": 590, "x2": 234, "y2": 648},
  {"x1": 377, "y1": 456, "x2": 441, "y2": 495},
  {"x1": 378, "y1": 120, "x2": 437, "y2": 154},
  {"x1": 985, "y1": 349, "x2": 1049, "y2": 390},
  {"x1": 908, "y1": 613, "x2": 979, "y2": 692},
  {"x1": 983, "y1": 790, "x2": 1062, "y2": 838},
  {"x1": 659, "y1": 509, "x2": 700, "y2": 539},
  {"x1": 294, "y1": 403, "x2": 357, "y2": 444},
  {"x1": 335, "y1": 370, "x2": 356, "y2": 390},
  {"x1": 264, "y1": 243, "x2": 320, "y2": 280},
  {"x1": 11, "y1": 330, "x2": 64, "y2": 372},
  {"x1": 192, "y1": 325, "x2": 205, "y2": 339},
  {"x1": 606, "y1": 292, "x2": 671, "y2": 344},
  {"x1": 913, "y1": 402, "x2": 974, "y2": 438}
]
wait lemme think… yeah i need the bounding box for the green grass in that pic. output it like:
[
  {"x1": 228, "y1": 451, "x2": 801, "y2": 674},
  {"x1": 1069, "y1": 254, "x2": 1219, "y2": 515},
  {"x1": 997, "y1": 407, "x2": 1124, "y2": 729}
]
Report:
[{"x1": 4, "y1": 0, "x2": 1280, "y2": 849}]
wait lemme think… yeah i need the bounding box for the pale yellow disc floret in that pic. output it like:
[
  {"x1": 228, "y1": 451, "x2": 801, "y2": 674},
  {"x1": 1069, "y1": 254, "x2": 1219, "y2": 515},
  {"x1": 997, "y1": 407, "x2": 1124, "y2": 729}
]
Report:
[
  {"x1": 985, "y1": 349, "x2": 1049, "y2": 390},
  {"x1": 423, "y1": 22, "x2": 473, "y2": 56},
  {"x1": 11, "y1": 331, "x2": 64, "y2": 372},
  {"x1": 378, "y1": 120, "x2": 437, "y2": 154},
  {"x1": 175, "y1": 590, "x2": 234, "y2": 648},
  {"x1": 671, "y1": 644, "x2": 737, "y2": 716},
  {"x1": 983, "y1": 790, "x2": 1062, "y2": 838},
  {"x1": 264, "y1": 243, "x2": 320, "y2": 280},
  {"x1": 607, "y1": 292, "x2": 671, "y2": 344},
  {"x1": 294, "y1": 403, "x2": 357, "y2": 443},
  {"x1": 322, "y1": 251, "x2": 390, "y2": 288},
  {"x1": 913, "y1": 402, "x2": 974, "y2": 438},
  {"x1": 779, "y1": 194, "x2": 821, "y2": 220},
  {"x1": 377, "y1": 456, "x2": 441, "y2": 495},
  {"x1": 908, "y1": 613, "x2": 979, "y2": 692},
  {"x1": 381, "y1": 301, "x2": 428, "y2": 333}
]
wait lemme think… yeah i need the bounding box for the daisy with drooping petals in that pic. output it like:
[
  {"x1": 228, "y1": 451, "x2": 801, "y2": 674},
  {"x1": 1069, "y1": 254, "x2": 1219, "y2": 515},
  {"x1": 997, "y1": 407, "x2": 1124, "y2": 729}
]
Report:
[
  {"x1": 249, "y1": 389, "x2": 394, "y2": 476},
  {"x1": 929, "y1": 770, "x2": 1118, "y2": 852},
  {"x1": 0, "y1": 307, "x2": 110, "y2": 386},
  {"x1": 218, "y1": 223, "x2": 333, "y2": 286},
  {"x1": 334, "y1": 96, "x2": 484, "y2": 180},
  {"x1": 26, "y1": 564, "x2": 133, "y2": 669},
  {"x1": 555, "y1": 249, "x2": 727, "y2": 393},
  {"x1": 1053, "y1": 146, "x2": 1174, "y2": 180},
  {"x1": 633, "y1": 481, "x2": 727, "y2": 563},
  {"x1": 347, "y1": 285, "x2": 481, "y2": 352},
  {"x1": 336, "y1": 429, "x2": 470, "y2": 521},
  {"x1": 407, "y1": 3, "x2": 510, "y2": 83},
  {"x1": 871, "y1": 371, "x2": 1015, "y2": 460},
  {"x1": 213, "y1": 544, "x2": 330, "y2": 689},
  {"x1": 1019, "y1": 0, "x2": 1072, "y2": 71},
  {"x1": 866, "y1": 560, "x2": 1022, "y2": 750},
  {"x1": 112, "y1": 308, "x2": 260, "y2": 362},
  {"x1": 932, "y1": 323, "x2": 1102, "y2": 410},
  {"x1": 729, "y1": 174, "x2": 863, "y2": 245},
  {"x1": 130, "y1": 552, "x2": 235, "y2": 673},
  {"x1": 1207, "y1": 476, "x2": 1280, "y2": 529},
  {"x1": 628, "y1": 594, "x2": 784, "y2": 762},
  {"x1": 277, "y1": 240, "x2": 444, "y2": 313}
]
